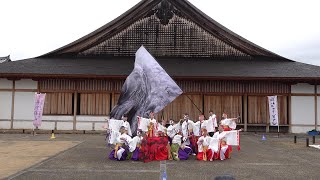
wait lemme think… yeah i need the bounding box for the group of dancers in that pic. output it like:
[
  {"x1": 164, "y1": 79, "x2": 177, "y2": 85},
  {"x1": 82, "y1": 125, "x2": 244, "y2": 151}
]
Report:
[{"x1": 105, "y1": 111, "x2": 240, "y2": 162}]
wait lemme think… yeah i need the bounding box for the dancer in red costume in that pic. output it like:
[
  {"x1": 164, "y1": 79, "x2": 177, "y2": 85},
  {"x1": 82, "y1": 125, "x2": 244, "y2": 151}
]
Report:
[{"x1": 196, "y1": 127, "x2": 213, "y2": 161}]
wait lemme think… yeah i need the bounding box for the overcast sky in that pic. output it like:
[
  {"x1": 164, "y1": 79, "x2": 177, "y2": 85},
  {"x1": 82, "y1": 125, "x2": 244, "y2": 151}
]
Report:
[{"x1": 1, "y1": 0, "x2": 320, "y2": 65}]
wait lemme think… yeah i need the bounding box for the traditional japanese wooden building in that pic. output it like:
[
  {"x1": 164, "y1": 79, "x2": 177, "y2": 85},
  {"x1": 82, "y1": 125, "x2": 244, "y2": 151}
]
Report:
[{"x1": 1, "y1": 0, "x2": 320, "y2": 133}]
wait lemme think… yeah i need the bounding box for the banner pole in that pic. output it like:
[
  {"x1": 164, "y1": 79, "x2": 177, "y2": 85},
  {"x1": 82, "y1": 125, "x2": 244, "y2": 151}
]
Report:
[
  {"x1": 186, "y1": 95, "x2": 205, "y2": 118},
  {"x1": 276, "y1": 96, "x2": 280, "y2": 138}
]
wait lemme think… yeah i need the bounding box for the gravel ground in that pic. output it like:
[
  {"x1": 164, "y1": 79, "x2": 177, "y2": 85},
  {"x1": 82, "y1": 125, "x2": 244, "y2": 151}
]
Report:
[{"x1": 1, "y1": 133, "x2": 319, "y2": 180}]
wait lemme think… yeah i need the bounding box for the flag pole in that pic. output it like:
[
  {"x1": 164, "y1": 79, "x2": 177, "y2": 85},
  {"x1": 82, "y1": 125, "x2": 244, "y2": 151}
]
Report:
[
  {"x1": 277, "y1": 96, "x2": 280, "y2": 138},
  {"x1": 278, "y1": 120, "x2": 280, "y2": 138},
  {"x1": 186, "y1": 95, "x2": 206, "y2": 119}
]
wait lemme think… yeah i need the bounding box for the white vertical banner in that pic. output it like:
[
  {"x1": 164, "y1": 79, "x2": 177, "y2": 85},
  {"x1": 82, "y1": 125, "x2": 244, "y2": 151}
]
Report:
[
  {"x1": 33, "y1": 93, "x2": 46, "y2": 128},
  {"x1": 268, "y1": 96, "x2": 279, "y2": 126}
]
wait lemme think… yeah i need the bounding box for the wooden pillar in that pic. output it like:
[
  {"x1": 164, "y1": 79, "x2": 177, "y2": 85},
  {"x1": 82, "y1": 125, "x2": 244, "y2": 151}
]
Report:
[
  {"x1": 243, "y1": 94, "x2": 248, "y2": 132},
  {"x1": 10, "y1": 80, "x2": 15, "y2": 129},
  {"x1": 37, "y1": 80, "x2": 40, "y2": 93},
  {"x1": 111, "y1": 81, "x2": 116, "y2": 112},
  {"x1": 265, "y1": 95, "x2": 269, "y2": 133},
  {"x1": 73, "y1": 92, "x2": 78, "y2": 130},
  {"x1": 111, "y1": 92, "x2": 115, "y2": 113},
  {"x1": 266, "y1": 124, "x2": 270, "y2": 133},
  {"x1": 202, "y1": 94, "x2": 205, "y2": 115},
  {"x1": 288, "y1": 94, "x2": 292, "y2": 133},
  {"x1": 315, "y1": 85, "x2": 318, "y2": 130}
]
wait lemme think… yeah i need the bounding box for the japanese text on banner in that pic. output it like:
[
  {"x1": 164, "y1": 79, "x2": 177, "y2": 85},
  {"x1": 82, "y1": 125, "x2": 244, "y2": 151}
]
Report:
[
  {"x1": 268, "y1": 96, "x2": 279, "y2": 126},
  {"x1": 33, "y1": 93, "x2": 46, "y2": 128}
]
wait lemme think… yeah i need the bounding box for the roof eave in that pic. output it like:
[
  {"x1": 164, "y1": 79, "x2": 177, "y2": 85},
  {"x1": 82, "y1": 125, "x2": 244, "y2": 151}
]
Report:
[{"x1": 1, "y1": 73, "x2": 319, "y2": 82}]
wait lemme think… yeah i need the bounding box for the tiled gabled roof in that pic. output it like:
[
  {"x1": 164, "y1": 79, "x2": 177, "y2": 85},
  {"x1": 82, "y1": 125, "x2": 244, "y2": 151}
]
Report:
[
  {"x1": 0, "y1": 56, "x2": 319, "y2": 81},
  {"x1": 42, "y1": 0, "x2": 287, "y2": 59}
]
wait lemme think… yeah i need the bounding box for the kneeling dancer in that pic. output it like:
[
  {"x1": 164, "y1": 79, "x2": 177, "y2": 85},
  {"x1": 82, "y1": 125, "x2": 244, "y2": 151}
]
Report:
[{"x1": 197, "y1": 128, "x2": 213, "y2": 161}]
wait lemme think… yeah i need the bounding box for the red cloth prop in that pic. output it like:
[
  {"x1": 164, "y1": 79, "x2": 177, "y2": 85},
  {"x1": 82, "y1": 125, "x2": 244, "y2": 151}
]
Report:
[
  {"x1": 190, "y1": 135, "x2": 199, "y2": 154},
  {"x1": 223, "y1": 127, "x2": 232, "y2": 131},
  {"x1": 237, "y1": 130, "x2": 241, "y2": 151},
  {"x1": 139, "y1": 136, "x2": 168, "y2": 163}
]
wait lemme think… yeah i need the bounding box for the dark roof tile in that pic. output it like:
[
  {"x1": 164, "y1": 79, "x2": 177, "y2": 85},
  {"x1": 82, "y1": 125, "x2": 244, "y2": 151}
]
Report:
[{"x1": 0, "y1": 57, "x2": 320, "y2": 79}]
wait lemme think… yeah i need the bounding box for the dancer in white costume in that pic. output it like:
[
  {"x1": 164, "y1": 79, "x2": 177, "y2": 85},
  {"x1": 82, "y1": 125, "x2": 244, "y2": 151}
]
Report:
[
  {"x1": 137, "y1": 112, "x2": 158, "y2": 137},
  {"x1": 166, "y1": 119, "x2": 175, "y2": 139},
  {"x1": 171, "y1": 132, "x2": 183, "y2": 160},
  {"x1": 206, "y1": 110, "x2": 218, "y2": 137},
  {"x1": 191, "y1": 114, "x2": 206, "y2": 154},
  {"x1": 108, "y1": 126, "x2": 131, "y2": 161},
  {"x1": 157, "y1": 119, "x2": 167, "y2": 136},
  {"x1": 181, "y1": 113, "x2": 194, "y2": 147},
  {"x1": 220, "y1": 113, "x2": 238, "y2": 131},
  {"x1": 121, "y1": 114, "x2": 132, "y2": 136},
  {"x1": 196, "y1": 127, "x2": 214, "y2": 161},
  {"x1": 210, "y1": 125, "x2": 234, "y2": 160}
]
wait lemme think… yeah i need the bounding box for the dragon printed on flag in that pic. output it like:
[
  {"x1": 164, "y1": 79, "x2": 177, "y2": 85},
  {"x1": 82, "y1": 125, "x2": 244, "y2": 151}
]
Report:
[{"x1": 110, "y1": 46, "x2": 183, "y2": 135}]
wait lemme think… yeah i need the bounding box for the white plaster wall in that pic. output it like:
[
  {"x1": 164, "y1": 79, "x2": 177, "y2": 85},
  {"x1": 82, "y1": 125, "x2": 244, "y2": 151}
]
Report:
[
  {"x1": 76, "y1": 116, "x2": 107, "y2": 122},
  {"x1": 13, "y1": 121, "x2": 34, "y2": 129},
  {"x1": 291, "y1": 96, "x2": 315, "y2": 133},
  {"x1": 0, "y1": 121, "x2": 11, "y2": 129},
  {"x1": 13, "y1": 121, "x2": 54, "y2": 130},
  {"x1": 57, "y1": 122, "x2": 73, "y2": 130},
  {"x1": 76, "y1": 123, "x2": 93, "y2": 130},
  {"x1": 14, "y1": 92, "x2": 35, "y2": 120},
  {"x1": 76, "y1": 116, "x2": 108, "y2": 130},
  {"x1": 40, "y1": 122, "x2": 55, "y2": 130},
  {"x1": 291, "y1": 126, "x2": 314, "y2": 134},
  {"x1": 291, "y1": 83, "x2": 314, "y2": 94},
  {"x1": 42, "y1": 116, "x2": 73, "y2": 121},
  {"x1": 0, "y1": 79, "x2": 12, "y2": 89},
  {"x1": 95, "y1": 122, "x2": 106, "y2": 131},
  {"x1": 15, "y1": 79, "x2": 37, "y2": 89},
  {"x1": 0, "y1": 92, "x2": 12, "y2": 119}
]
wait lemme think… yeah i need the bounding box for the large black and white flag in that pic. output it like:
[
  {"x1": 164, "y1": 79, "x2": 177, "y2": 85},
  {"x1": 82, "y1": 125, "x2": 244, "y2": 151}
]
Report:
[{"x1": 110, "y1": 46, "x2": 183, "y2": 134}]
